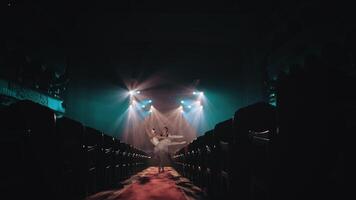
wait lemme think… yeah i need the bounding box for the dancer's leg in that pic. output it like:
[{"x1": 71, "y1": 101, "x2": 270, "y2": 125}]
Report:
[
  {"x1": 158, "y1": 151, "x2": 165, "y2": 173},
  {"x1": 157, "y1": 155, "x2": 161, "y2": 173}
]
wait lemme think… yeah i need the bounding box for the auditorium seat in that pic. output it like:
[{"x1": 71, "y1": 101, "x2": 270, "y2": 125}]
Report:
[
  {"x1": 273, "y1": 67, "x2": 336, "y2": 200},
  {"x1": 56, "y1": 117, "x2": 86, "y2": 200},
  {"x1": 112, "y1": 137, "x2": 122, "y2": 185},
  {"x1": 185, "y1": 139, "x2": 195, "y2": 181},
  {"x1": 119, "y1": 142, "x2": 130, "y2": 179},
  {"x1": 213, "y1": 118, "x2": 234, "y2": 198},
  {"x1": 233, "y1": 102, "x2": 276, "y2": 200},
  {"x1": 172, "y1": 147, "x2": 185, "y2": 173},
  {"x1": 195, "y1": 132, "x2": 210, "y2": 190},
  {"x1": 194, "y1": 136, "x2": 205, "y2": 187},
  {"x1": 202, "y1": 130, "x2": 220, "y2": 199},
  {"x1": 0, "y1": 101, "x2": 151, "y2": 199},
  {"x1": 0, "y1": 100, "x2": 60, "y2": 199},
  {"x1": 102, "y1": 134, "x2": 115, "y2": 188},
  {"x1": 126, "y1": 144, "x2": 135, "y2": 175},
  {"x1": 84, "y1": 126, "x2": 103, "y2": 194}
]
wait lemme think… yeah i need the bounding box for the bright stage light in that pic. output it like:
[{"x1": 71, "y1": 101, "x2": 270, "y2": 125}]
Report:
[
  {"x1": 196, "y1": 100, "x2": 201, "y2": 105},
  {"x1": 148, "y1": 100, "x2": 152, "y2": 103},
  {"x1": 129, "y1": 90, "x2": 141, "y2": 96},
  {"x1": 188, "y1": 105, "x2": 192, "y2": 109},
  {"x1": 200, "y1": 105, "x2": 203, "y2": 109},
  {"x1": 193, "y1": 91, "x2": 197, "y2": 95},
  {"x1": 180, "y1": 105, "x2": 184, "y2": 112},
  {"x1": 200, "y1": 92, "x2": 204, "y2": 95},
  {"x1": 181, "y1": 100, "x2": 185, "y2": 104},
  {"x1": 142, "y1": 105, "x2": 145, "y2": 108}
]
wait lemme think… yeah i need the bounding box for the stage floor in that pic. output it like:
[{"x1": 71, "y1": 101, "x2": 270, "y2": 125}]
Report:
[{"x1": 86, "y1": 167, "x2": 206, "y2": 200}]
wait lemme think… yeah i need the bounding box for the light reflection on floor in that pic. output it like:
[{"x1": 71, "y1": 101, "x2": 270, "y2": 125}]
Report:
[{"x1": 86, "y1": 167, "x2": 206, "y2": 200}]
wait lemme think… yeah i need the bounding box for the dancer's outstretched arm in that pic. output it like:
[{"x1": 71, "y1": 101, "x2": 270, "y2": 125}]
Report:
[
  {"x1": 168, "y1": 141, "x2": 186, "y2": 146},
  {"x1": 168, "y1": 135, "x2": 184, "y2": 139}
]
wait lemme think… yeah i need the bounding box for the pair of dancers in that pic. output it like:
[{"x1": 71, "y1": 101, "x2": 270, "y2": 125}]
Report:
[{"x1": 147, "y1": 127, "x2": 186, "y2": 173}]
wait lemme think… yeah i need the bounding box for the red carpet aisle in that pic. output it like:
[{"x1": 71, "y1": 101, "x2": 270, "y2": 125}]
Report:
[{"x1": 86, "y1": 167, "x2": 206, "y2": 200}]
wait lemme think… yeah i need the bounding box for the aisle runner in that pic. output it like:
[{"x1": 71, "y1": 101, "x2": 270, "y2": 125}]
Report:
[{"x1": 86, "y1": 167, "x2": 205, "y2": 200}]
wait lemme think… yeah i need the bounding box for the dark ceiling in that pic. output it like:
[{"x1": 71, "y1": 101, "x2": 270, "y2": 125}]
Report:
[{"x1": 3, "y1": 0, "x2": 349, "y2": 81}]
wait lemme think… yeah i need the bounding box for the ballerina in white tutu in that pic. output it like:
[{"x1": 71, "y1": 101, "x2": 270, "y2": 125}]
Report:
[
  {"x1": 147, "y1": 127, "x2": 186, "y2": 172},
  {"x1": 155, "y1": 127, "x2": 186, "y2": 173},
  {"x1": 147, "y1": 128, "x2": 160, "y2": 156}
]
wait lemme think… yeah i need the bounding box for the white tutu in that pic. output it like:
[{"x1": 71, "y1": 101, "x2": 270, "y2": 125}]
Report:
[{"x1": 156, "y1": 138, "x2": 170, "y2": 153}]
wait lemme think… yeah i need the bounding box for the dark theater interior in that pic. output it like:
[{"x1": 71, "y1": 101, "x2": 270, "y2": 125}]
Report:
[{"x1": 0, "y1": 0, "x2": 351, "y2": 199}]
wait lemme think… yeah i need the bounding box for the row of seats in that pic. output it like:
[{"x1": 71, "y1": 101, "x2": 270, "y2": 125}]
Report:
[
  {"x1": 0, "y1": 100, "x2": 150, "y2": 200},
  {"x1": 173, "y1": 68, "x2": 345, "y2": 200},
  {"x1": 173, "y1": 102, "x2": 275, "y2": 199}
]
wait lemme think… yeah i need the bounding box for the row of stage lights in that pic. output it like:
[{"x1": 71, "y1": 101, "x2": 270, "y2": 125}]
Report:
[
  {"x1": 180, "y1": 91, "x2": 204, "y2": 113},
  {"x1": 128, "y1": 89, "x2": 204, "y2": 114},
  {"x1": 129, "y1": 90, "x2": 203, "y2": 96},
  {"x1": 180, "y1": 100, "x2": 203, "y2": 108},
  {"x1": 128, "y1": 90, "x2": 153, "y2": 113}
]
